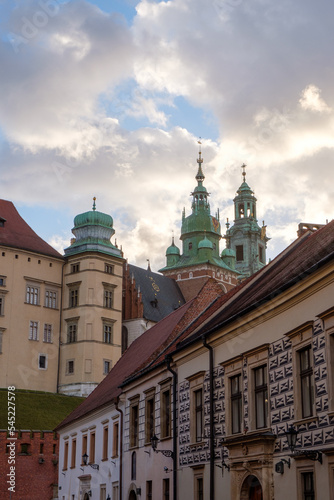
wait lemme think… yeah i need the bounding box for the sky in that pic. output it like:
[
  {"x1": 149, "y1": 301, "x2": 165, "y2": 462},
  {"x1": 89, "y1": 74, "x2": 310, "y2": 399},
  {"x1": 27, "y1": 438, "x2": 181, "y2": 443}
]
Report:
[{"x1": 0, "y1": 0, "x2": 333, "y2": 272}]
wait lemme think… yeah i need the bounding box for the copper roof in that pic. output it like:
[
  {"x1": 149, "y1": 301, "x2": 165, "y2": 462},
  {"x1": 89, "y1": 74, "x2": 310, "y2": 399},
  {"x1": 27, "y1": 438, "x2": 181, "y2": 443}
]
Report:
[{"x1": 0, "y1": 200, "x2": 62, "y2": 258}]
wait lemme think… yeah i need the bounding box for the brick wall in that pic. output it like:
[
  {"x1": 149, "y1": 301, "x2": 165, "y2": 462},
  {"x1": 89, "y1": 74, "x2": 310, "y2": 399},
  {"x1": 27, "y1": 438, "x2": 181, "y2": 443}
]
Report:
[{"x1": 0, "y1": 430, "x2": 58, "y2": 499}]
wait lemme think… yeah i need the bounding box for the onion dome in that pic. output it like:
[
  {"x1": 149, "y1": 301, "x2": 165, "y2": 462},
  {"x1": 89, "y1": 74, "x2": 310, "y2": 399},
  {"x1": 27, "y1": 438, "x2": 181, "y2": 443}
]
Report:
[{"x1": 198, "y1": 235, "x2": 213, "y2": 250}]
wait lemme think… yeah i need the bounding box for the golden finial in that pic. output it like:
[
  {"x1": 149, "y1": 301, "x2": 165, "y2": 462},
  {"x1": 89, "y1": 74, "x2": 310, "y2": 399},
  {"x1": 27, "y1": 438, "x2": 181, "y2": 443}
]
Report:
[
  {"x1": 93, "y1": 197, "x2": 96, "y2": 211},
  {"x1": 241, "y1": 163, "x2": 247, "y2": 182}
]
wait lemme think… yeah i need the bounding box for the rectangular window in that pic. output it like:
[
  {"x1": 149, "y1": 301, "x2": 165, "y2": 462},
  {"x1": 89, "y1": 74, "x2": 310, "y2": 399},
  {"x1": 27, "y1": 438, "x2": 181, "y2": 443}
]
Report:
[
  {"x1": 45, "y1": 290, "x2": 57, "y2": 308},
  {"x1": 194, "y1": 389, "x2": 203, "y2": 442},
  {"x1": 38, "y1": 354, "x2": 47, "y2": 370},
  {"x1": 29, "y1": 321, "x2": 38, "y2": 341},
  {"x1": 71, "y1": 263, "x2": 80, "y2": 273},
  {"x1": 26, "y1": 285, "x2": 39, "y2": 305},
  {"x1": 105, "y1": 264, "x2": 114, "y2": 274},
  {"x1": 130, "y1": 403, "x2": 139, "y2": 448},
  {"x1": 63, "y1": 441, "x2": 69, "y2": 470},
  {"x1": 104, "y1": 360, "x2": 111, "y2": 374},
  {"x1": 254, "y1": 365, "x2": 268, "y2": 429},
  {"x1": 302, "y1": 472, "x2": 315, "y2": 500},
  {"x1": 100, "y1": 485, "x2": 106, "y2": 500},
  {"x1": 103, "y1": 323, "x2": 113, "y2": 344},
  {"x1": 0, "y1": 330, "x2": 3, "y2": 354},
  {"x1": 43, "y1": 324, "x2": 52, "y2": 343},
  {"x1": 69, "y1": 288, "x2": 79, "y2": 308},
  {"x1": 66, "y1": 360, "x2": 74, "y2": 375},
  {"x1": 67, "y1": 323, "x2": 77, "y2": 343},
  {"x1": 71, "y1": 439, "x2": 76, "y2": 468},
  {"x1": 258, "y1": 245, "x2": 265, "y2": 264},
  {"x1": 300, "y1": 346, "x2": 314, "y2": 418},
  {"x1": 104, "y1": 289, "x2": 114, "y2": 309},
  {"x1": 112, "y1": 421, "x2": 119, "y2": 458},
  {"x1": 0, "y1": 296, "x2": 3, "y2": 315},
  {"x1": 102, "y1": 427, "x2": 108, "y2": 461},
  {"x1": 163, "y1": 478, "x2": 170, "y2": 500},
  {"x1": 112, "y1": 482, "x2": 119, "y2": 500},
  {"x1": 0, "y1": 276, "x2": 6, "y2": 286},
  {"x1": 236, "y1": 245, "x2": 244, "y2": 262},
  {"x1": 89, "y1": 432, "x2": 96, "y2": 464},
  {"x1": 161, "y1": 389, "x2": 171, "y2": 438},
  {"x1": 196, "y1": 477, "x2": 203, "y2": 500},
  {"x1": 82, "y1": 434, "x2": 87, "y2": 463},
  {"x1": 146, "y1": 481, "x2": 152, "y2": 500},
  {"x1": 231, "y1": 374, "x2": 242, "y2": 434},
  {"x1": 145, "y1": 396, "x2": 155, "y2": 444}
]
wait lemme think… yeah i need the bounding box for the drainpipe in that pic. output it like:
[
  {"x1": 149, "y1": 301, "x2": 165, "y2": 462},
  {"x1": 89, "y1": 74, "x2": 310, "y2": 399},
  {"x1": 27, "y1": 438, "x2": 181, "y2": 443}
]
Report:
[
  {"x1": 116, "y1": 398, "x2": 124, "y2": 500},
  {"x1": 166, "y1": 355, "x2": 177, "y2": 500},
  {"x1": 202, "y1": 336, "x2": 214, "y2": 500},
  {"x1": 56, "y1": 261, "x2": 66, "y2": 393}
]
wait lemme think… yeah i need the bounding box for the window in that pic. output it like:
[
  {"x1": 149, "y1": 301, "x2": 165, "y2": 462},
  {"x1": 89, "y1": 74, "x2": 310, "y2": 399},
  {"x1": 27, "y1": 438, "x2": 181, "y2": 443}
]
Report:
[
  {"x1": 67, "y1": 323, "x2": 77, "y2": 343},
  {"x1": 0, "y1": 330, "x2": 3, "y2": 354},
  {"x1": 0, "y1": 276, "x2": 5, "y2": 286},
  {"x1": 26, "y1": 285, "x2": 39, "y2": 305},
  {"x1": 112, "y1": 482, "x2": 119, "y2": 500},
  {"x1": 71, "y1": 263, "x2": 80, "y2": 273},
  {"x1": 102, "y1": 427, "x2": 108, "y2": 461},
  {"x1": 302, "y1": 471, "x2": 315, "y2": 500},
  {"x1": 196, "y1": 477, "x2": 203, "y2": 500},
  {"x1": 82, "y1": 435, "x2": 87, "y2": 463},
  {"x1": 231, "y1": 374, "x2": 242, "y2": 434},
  {"x1": 38, "y1": 354, "x2": 47, "y2": 370},
  {"x1": 100, "y1": 485, "x2": 106, "y2": 500},
  {"x1": 145, "y1": 393, "x2": 155, "y2": 444},
  {"x1": 43, "y1": 324, "x2": 52, "y2": 343},
  {"x1": 163, "y1": 478, "x2": 170, "y2": 500},
  {"x1": 105, "y1": 264, "x2": 114, "y2": 274},
  {"x1": 300, "y1": 346, "x2": 314, "y2": 419},
  {"x1": 66, "y1": 360, "x2": 74, "y2": 375},
  {"x1": 0, "y1": 296, "x2": 3, "y2": 315},
  {"x1": 254, "y1": 365, "x2": 268, "y2": 429},
  {"x1": 194, "y1": 389, "x2": 203, "y2": 442},
  {"x1": 89, "y1": 431, "x2": 96, "y2": 464},
  {"x1": 103, "y1": 323, "x2": 113, "y2": 344},
  {"x1": 146, "y1": 481, "x2": 152, "y2": 500},
  {"x1": 103, "y1": 360, "x2": 111, "y2": 374},
  {"x1": 20, "y1": 443, "x2": 30, "y2": 455},
  {"x1": 161, "y1": 387, "x2": 171, "y2": 438},
  {"x1": 71, "y1": 439, "x2": 76, "y2": 468},
  {"x1": 104, "y1": 288, "x2": 113, "y2": 309},
  {"x1": 29, "y1": 321, "x2": 38, "y2": 341},
  {"x1": 188, "y1": 242, "x2": 193, "y2": 250},
  {"x1": 45, "y1": 290, "x2": 57, "y2": 308},
  {"x1": 259, "y1": 245, "x2": 265, "y2": 264},
  {"x1": 130, "y1": 400, "x2": 139, "y2": 448},
  {"x1": 69, "y1": 287, "x2": 79, "y2": 308},
  {"x1": 112, "y1": 421, "x2": 119, "y2": 458},
  {"x1": 131, "y1": 451, "x2": 136, "y2": 480},
  {"x1": 236, "y1": 245, "x2": 244, "y2": 262},
  {"x1": 39, "y1": 443, "x2": 44, "y2": 454},
  {"x1": 63, "y1": 441, "x2": 69, "y2": 470}
]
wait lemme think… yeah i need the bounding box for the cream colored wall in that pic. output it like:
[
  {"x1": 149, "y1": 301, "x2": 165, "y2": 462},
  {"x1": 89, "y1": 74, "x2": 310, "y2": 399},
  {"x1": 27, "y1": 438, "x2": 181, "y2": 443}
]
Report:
[
  {"x1": 59, "y1": 252, "x2": 124, "y2": 396},
  {"x1": 0, "y1": 246, "x2": 63, "y2": 392}
]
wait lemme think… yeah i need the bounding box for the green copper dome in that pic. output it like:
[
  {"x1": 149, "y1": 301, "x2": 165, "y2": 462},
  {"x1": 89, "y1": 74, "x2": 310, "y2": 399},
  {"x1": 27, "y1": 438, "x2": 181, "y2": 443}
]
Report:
[
  {"x1": 198, "y1": 235, "x2": 213, "y2": 249},
  {"x1": 74, "y1": 209, "x2": 113, "y2": 229},
  {"x1": 221, "y1": 247, "x2": 236, "y2": 258},
  {"x1": 166, "y1": 241, "x2": 180, "y2": 256}
]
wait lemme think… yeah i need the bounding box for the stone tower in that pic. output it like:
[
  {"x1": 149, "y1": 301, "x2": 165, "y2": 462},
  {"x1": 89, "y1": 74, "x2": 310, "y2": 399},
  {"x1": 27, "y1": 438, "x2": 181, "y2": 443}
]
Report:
[
  {"x1": 59, "y1": 198, "x2": 124, "y2": 396},
  {"x1": 224, "y1": 164, "x2": 269, "y2": 278}
]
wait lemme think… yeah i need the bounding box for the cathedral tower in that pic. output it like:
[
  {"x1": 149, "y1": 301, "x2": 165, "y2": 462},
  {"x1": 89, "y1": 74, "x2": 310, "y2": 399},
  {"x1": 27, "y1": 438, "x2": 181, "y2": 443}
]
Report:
[
  {"x1": 224, "y1": 164, "x2": 269, "y2": 277},
  {"x1": 160, "y1": 146, "x2": 239, "y2": 300}
]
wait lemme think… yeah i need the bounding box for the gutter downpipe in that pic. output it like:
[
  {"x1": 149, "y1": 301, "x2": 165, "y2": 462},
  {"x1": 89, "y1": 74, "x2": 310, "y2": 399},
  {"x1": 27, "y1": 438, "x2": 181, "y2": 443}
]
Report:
[
  {"x1": 116, "y1": 397, "x2": 124, "y2": 500},
  {"x1": 202, "y1": 336, "x2": 214, "y2": 500},
  {"x1": 56, "y1": 261, "x2": 66, "y2": 393},
  {"x1": 166, "y1": 355, "x2": 177, "y2": 500}
]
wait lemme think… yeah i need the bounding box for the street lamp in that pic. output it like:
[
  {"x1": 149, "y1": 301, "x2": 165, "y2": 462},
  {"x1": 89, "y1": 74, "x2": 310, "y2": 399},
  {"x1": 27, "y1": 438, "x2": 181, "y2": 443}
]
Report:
[
  {"x1": 285, "y1": 424, "x2": 322, "y2": 464},
  {"x1": 151, "y1": 434, "x2": 174, "y2": 459},
  {"x1": 82, "y1": 453, "x2": 99, "y2": 470}
]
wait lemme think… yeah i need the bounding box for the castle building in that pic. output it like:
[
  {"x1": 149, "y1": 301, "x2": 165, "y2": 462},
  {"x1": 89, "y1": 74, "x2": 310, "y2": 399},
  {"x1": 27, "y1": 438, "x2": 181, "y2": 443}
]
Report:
[
  {"x1": 160, "y1": 148, "x2": 240, "y2": 300},
  {"x1": 224, "y1": 164, "x2": 270, "y2": 277}
]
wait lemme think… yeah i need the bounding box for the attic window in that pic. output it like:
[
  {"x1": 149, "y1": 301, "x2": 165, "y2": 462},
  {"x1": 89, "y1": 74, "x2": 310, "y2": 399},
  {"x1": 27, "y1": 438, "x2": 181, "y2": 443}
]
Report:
[{"x1": 0, "y1": 217, "x2": 6, "y2": 228}]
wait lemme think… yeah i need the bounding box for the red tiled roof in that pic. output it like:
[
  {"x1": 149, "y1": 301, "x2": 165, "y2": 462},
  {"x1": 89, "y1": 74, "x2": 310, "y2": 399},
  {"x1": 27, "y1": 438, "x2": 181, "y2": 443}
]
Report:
[
  {"x1": 180, "y1": 220, "x2": 334, "y2": 346},
  {"x1": 0, "y1": 200, "x2": 62, "y2": 258},
  {"x1": 55, "y1": 300, "x2": 194, "y2": 430}
]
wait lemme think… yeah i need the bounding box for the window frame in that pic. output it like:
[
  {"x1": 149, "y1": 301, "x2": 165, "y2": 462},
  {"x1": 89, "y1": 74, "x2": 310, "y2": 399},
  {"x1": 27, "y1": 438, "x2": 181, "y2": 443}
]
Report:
[
  {"x1": 45, "y1": 289, "x2": 58, "y2": 309},
  {"x1": 129, "y1": 396, "x2": 140, "y2": 448},
  {"x1": 186, "y1": 371, "x2": 205, "y2": 444},
  {"x1": 26, "y1": 285, "x2": 40, "y2": 305},
  {"x1": 222, "y1": 356, "x2": 243, "y2": 436},
  {"x1": 144, "y1": 389, "x2": 155, "y2": 445},
  {"x1": 29, "y1": 320, "x2": 39, "y2": 341},
  {"x1": 102, "y1": 426, "x2": 109, "y2": 461},
  {"x1": 43, "y1": 323, "x2": 52, "y2": 343},
  {"x1": 159, "y1": 380, "x2": 172, "y2": 439},
  {"x1": 38, "y1": 354, "x2": 47, "y2": 370},
  {"x1": 103, "y1": 321, "x2": 114, "y2": 344}
]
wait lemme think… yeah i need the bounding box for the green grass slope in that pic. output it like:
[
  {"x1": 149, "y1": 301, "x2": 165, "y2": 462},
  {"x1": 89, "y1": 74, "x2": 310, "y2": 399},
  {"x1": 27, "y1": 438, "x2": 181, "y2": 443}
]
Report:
[{"x1": 0, "y1": 389, "x2": 84, "y2": 431}]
